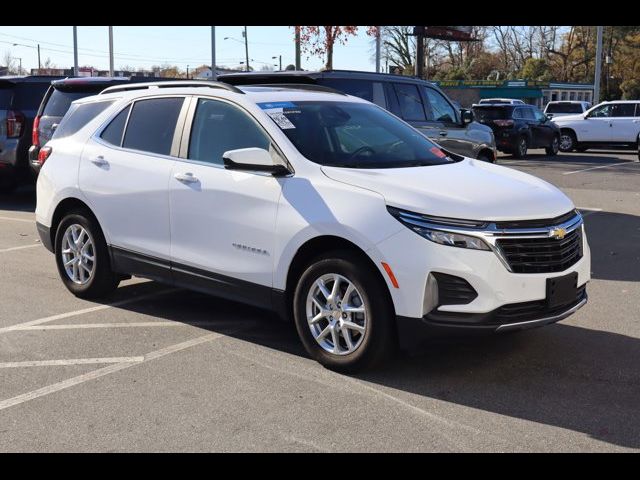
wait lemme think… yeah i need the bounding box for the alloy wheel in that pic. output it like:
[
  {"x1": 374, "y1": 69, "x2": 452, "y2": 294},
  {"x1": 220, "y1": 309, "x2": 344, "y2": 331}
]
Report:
[
  {"x1": 305, "y1": 273, "x2": 367, "y2": 355},
  {"x1": 559, "y1": 134, "x2": 573, "y2": 151},
  {"x1": 60, "y1": 224, "x2": 96, "y2": 285}
]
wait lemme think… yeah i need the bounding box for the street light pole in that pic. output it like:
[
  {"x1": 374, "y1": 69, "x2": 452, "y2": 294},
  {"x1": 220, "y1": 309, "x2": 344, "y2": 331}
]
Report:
[
  {"x1": 108, "y1": 26, "x2": 114, "y2": 77},
  {"x1": 594, "y1": 26, "x2": 603, "y2": 104},
  {"x1": 243, "y1": 26, "x2": 250, "y2": 71},
  {"x1": 37, "y1": 44, "x2": 41, "y2": 70},
  {"x1": 295, "y1": 26, "x2": 301, "y2": 70},
  {"x1": 375, "y1": 26, "x2": 381, "y2": 73},
  {"x1": 73, "y1": 26, "x2": 78, "y2": 76},
  {"x1": 272, "y1": 55, "x2": 282, "y2": 71},
  {"x1": 211, "y1": 26, "x2": 217, "y2": 80}
]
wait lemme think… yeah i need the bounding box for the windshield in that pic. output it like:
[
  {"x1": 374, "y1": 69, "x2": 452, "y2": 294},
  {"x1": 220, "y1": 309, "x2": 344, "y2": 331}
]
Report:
[
  {"x1": 258, "y1": 101, "x2": 454, "y2": 168},
  {"x1": 546, "y1": 103, "x2": 583, "y2": 114}
]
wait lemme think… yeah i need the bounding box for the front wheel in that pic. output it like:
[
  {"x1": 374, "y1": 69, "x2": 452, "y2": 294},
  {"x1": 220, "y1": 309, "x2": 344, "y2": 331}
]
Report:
[
  {"x1": 54, "y1": 210, "x2": 120, "y2": 299},
  {"x1": 559, "y1": 131, "x2": 576, "y2": 152},
  {"x1": 293, "y1": 251, "x2": 395, "y2": 373},
  {"x1": 545, "y1": 135, "x2": 559, "y2": 156}
]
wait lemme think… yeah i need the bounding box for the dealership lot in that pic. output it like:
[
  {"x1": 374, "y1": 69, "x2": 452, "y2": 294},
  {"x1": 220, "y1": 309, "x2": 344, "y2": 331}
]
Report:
[{"x1": 0, "y1": 149, "x2": 639, "y2": 452}]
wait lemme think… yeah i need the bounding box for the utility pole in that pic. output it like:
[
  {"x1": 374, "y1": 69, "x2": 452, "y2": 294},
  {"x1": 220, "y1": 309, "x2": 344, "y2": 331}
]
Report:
[
  {"x1": 415, "y1": 31, "x2": 425, "y2": 79},
  {"x1": 186, "y1": 65, "x2": 190, "y2": 79},
  {"x1": 37, "y1": 44, "x2": 41, "y2": 70},
  {"x1": 108, "y1": 26, "x2": 114, "y2": 77},
  {"x1": 273, "y1": 55, "x2": 282, "y2": 70},
  {"x1": 594, "y1": 26, "x2": 603, "y2": 104},
  {"x1": 243, "y1": 26, "x2": 250, "y2": 72},
  {"x1": 211, "y1": 26, "x2": 217, "y2": 80},
  {"x1": 295, "y1": 26, "x2": 301, "y2": 70},
  {"x1": 375, "y1": 26, "x2": 381, "y2": 73},
  {"x1": 73, "y1": 26, "x2": 78, "y2": 76}
]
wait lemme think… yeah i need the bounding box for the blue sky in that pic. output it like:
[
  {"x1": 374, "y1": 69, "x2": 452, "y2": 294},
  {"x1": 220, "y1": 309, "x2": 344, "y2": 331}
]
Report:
[{"x1": 0, "y1": 26, "x2": 378, "y2": 72}]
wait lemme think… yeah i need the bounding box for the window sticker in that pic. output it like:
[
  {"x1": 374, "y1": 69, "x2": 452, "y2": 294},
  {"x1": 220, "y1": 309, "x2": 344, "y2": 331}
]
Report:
[
  {"x1": 430, "y1": 146, "x2": 447, "y2": 158},
  {"x1": 268, "y1": 112, "x2": 296, "y2": 129}
]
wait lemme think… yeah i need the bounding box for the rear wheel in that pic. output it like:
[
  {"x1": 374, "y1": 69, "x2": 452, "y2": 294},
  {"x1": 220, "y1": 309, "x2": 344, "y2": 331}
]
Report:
[
  {"x1": 293, "y1": 250, "x2": 395, "y2": 373},
  {"x1": 545, "y1": 135, "x2": 559, "y2": 156},
  {"x1": 559, "y1": 131, "x2": 576, "y2": 152},
  {"x1": 54, "y1": 210, "x2": 120, "y2": 299},
  {"x1": 512, "y1": 136, "x2": 528, "y2": 159}
]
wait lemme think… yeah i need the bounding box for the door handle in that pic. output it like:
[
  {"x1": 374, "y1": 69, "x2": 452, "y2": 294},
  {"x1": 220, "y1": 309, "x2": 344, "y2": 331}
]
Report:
[
  {"x1": 174, "y1": 172, "x2": 199, "y2": 183},
  {"x1": 91, "y1": 156, "x2": 108, "y2": 167},
  {"x1": 439, "y1": 131, "x2": 448, "y2": 137}
]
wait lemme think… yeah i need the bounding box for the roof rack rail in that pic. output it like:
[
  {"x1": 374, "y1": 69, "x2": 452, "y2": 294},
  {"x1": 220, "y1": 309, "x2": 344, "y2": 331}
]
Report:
[
  {"x1": 99, "y1": 80, "x2": 244, "y2": 95},
  {"x1": 246, "y1": 83, "x2": 346, "y2": 95}
]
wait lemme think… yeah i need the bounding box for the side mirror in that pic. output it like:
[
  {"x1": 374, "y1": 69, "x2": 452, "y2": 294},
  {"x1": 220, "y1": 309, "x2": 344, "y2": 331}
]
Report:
[
  {"x1": 545, "y1": 113, "x2": 553, "y2": 120},
  {"x1": 460, "y1": 109, "x2": 473, "y2": 126},
  {"x1": 222, "y1": 147, "x2": 290, "y2": 176}
]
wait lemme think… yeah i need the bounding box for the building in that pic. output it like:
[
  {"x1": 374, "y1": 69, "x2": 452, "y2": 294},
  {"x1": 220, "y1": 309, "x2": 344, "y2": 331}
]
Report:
[
  {"x1": 434, "y1": 79, "x2": 594, "y2": 108},
  {"x1": 30, "y1": 68, "x2": 161, "y2": 78}
]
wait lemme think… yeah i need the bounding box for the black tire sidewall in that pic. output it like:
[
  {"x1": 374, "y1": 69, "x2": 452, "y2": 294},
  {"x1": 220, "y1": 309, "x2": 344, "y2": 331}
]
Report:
[
  {"x1": 292, "y1": 252, "x2": 394, "y2": 372},
  {"x1": 513, "y1": 136, "x2": 528, "y2": 158},
  {"x1": 546, "y1": 135, "x2": 559, "y2": 156},
  {"x1": 54, "y1": 211, "x2": 117, "y2": 298}
]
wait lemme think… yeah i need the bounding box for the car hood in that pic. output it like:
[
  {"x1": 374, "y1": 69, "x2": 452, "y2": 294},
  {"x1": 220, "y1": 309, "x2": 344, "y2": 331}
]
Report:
[
  {"x1": 552, "y1": 113, "x2": 584, "y2": 123},
  {"x1": 321, "y1": 158, "x2": 575, "y2": 221}
]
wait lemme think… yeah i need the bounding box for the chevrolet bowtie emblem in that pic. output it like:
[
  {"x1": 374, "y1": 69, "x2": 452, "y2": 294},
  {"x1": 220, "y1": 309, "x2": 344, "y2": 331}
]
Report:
[{"x1": 549, "y1": 227, "x2": 567, "y2": 240}]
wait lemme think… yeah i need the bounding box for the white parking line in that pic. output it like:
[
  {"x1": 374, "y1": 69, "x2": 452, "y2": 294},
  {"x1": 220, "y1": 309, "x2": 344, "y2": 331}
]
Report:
[
  {"x1": 0, "y1": 357, "x2": 144, "y2": 368},
  {"x1": 0, "y1": 288, "x2": 177, "y2": 334},
  {"x1": 14, "y1": 320, "x2": 226, "y2": 331},
  {"x1": 0, "y1": 243, "x2": 40, "y2": 253},
  {"x1": 0, "y1": 216, "x2": 34, "y2": 223},
  {"x1": 0, "y1": 331, "x2": 227, "y2": 411},
  {"x1": 562, "y1": 161, "x2": 634, "y2": 175}
]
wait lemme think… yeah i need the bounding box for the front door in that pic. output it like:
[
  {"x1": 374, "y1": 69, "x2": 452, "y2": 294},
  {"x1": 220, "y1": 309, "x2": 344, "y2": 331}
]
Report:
[
  {"x1": 581, "y1": 103, "x2": 613, "y2": 142},
  {"x1": 169, "y1": 97, "x2": 284, "y2": 308}
]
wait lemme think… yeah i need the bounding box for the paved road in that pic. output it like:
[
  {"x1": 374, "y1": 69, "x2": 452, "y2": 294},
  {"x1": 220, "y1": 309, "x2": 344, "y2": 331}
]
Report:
[{"x1": 0, "y1": 149, "x2": 638, "y2": 452}]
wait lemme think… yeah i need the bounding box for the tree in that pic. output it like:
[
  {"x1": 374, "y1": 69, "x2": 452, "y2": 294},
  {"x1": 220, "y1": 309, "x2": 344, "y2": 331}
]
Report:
[
  {"x1": 520, "y1": 57, "x2": 552, "y2": 81},
  {"x1": 295, "y1": 26, "x2": 377, "y2": 70},
  {"x1": 620, "y1": 79, "x2": 640, "y2": 99},
  {"x1": 260, "y1": 64, "x2": 274, "y2": 71},
  {"x1": 284, "y1": 64, "x2": 296, "y2": 71},
  {"x1": 379, "y1": 26, "x2": 415, "y2": 74},
  {"x1": 2, "y1": 51, "x2": 16, "y2": 74}
]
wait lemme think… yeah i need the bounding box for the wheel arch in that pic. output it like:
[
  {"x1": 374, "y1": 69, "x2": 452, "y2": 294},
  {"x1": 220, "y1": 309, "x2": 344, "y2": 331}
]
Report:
[
  {"x1": 283, "y1": 235, "x2": 395, "y2": 321},
  {"x1": 49, "y1": 197, "x2": 100, "y2": 253}
]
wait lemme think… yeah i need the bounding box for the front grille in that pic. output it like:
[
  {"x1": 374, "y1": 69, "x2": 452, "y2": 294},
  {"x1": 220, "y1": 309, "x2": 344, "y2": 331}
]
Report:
[
  {"x1": 432, "y1": 272, "x2": 477, "y2": 305},
  {"x1": 494, "y1": 285, "x2": 586, "y2": 324},
  {"x1": 496, "y1": 227, "x2": 583, "y2": 273},
  {"x1": 494, "y1": 210, "x2": 577, "y2": 229}
]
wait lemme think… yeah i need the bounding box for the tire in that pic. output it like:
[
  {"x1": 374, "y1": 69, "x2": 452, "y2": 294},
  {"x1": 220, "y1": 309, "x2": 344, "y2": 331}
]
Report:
[
  {"x1": 545, "y1": 135, "x2": 559, "y2": 156},
  {"x1": 54, "y1": 210, "x2": 120, "y2": 299},
  {"x1": 476, "y1": 151, "x2": 495, "y2": 163},
  {"x1": 559, "y1": 131, "x2": 576, "y2": 152},
  {"x1": 292, "y1": 250, "x2": 395, "y2": 373},
  {"x1": 512, "y1": 136, "x2": 528, "y2": 159}
]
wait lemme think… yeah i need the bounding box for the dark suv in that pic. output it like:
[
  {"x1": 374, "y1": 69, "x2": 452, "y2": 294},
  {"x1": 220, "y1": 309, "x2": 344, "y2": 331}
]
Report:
[
  {"x1": 29, "y1": 76, "x2": 173, "y2": 176},
  {"x1": 472, "y1": 103, "x2": 560, "y2": 158},
  {"x1": 0, "y1": 75, "x2": 63, "y2": 191},
  {"x1": 218, "y1": 70, "x2": 497, "y2": 162}
]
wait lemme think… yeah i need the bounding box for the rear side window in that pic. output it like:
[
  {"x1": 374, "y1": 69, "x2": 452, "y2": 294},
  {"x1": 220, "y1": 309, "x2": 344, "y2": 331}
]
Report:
[
  {"x1": 610, "y1": 103, "x2": 636, "y2": 117},
  {"x1": 319, "y1": 78, "x2": 387, "y2": 108},
  {"x1": 53, "y1": 100, "x2": 115, "y2": 139},
  {"x1": 122, "y1": 97, "x2": 184, "y2": 156},
  {"x1": 100, "y1": 104, "x2": 131, "y2": 146},
  {"x1": 43, "y1": 90, "x2": 92, "y2": 117},
  {"x1": 393, "y1": 83, "x2": 427, "y2": 122}
]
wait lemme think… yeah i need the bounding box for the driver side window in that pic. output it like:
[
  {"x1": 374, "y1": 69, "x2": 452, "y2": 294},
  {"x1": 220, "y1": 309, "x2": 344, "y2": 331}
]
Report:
[
  {"x1": 423, "y1": 88, "x2": 457, "y2": 124},
  {"x1": 588, "y1": 104, "x2": 612, "y2": 118},
  {"x1": 188, "y1": 98, "x2": 270, "y2": 165}
]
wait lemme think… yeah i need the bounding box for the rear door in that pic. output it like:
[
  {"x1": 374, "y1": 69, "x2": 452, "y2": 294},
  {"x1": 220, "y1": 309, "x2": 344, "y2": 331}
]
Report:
[
  {"x1": 79, "y1": 96, "x2": 187, "y2": 270},
  {"x1": 609, "y1": 103, "x2": 640, "y2": 143}
]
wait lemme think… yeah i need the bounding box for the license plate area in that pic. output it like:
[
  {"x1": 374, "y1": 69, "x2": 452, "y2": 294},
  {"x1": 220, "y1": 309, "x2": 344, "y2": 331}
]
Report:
[{"x1": 546, "y1": 272, "x2": 578, "y2": 309}]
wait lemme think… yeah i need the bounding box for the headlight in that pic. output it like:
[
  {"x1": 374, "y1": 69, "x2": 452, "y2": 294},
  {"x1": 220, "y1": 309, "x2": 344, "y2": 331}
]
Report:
[
  {"x1": 387, "y1": 206, "x2": 491, "y2": 251},
  {"x1": 412, "y1": 226, "x2": 490, "y2": 250}
]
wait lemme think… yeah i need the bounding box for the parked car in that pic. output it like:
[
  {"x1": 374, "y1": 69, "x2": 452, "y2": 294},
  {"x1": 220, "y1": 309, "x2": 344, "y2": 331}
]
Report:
[
  {"x1": 36, "y1": 81, "x2": 590, "y2": 372},
  {"x1": 472, "y1": 103, "x2": 560, "y2": 158},
  {"x1": 30, "y1": 76, "x2": 174, "y2": 176},
  {"x1": 0, "y1": 75, "x2": 63, "y2": 191},
  {"x1": 218, "y1": 70, "x2": 497, "y2": 163},
  {"x1": 544, "y1": 100, "x2": 592, "y2": 119},
  {"x1": 477, "y1": 98, "x2": 525, "y2": 105},
  {"x1": 552, "y1": 100, "x2": 640, "y2": 152}
]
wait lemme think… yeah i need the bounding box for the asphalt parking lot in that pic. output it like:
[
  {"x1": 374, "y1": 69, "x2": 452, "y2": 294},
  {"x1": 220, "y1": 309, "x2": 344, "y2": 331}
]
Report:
[{"x1": 0, "y1": 149, "x2": 639, "y2": 452}]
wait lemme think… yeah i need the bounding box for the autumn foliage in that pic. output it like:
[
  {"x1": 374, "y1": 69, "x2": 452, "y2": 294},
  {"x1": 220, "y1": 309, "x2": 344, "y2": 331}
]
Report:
[{"x1": 294, "y1": 26, "x2": 379, "y2": 70}]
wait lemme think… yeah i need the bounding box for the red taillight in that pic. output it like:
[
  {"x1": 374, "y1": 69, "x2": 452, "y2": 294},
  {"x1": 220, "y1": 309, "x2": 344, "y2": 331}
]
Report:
[
  {"x1": 6, "y1": 110, "x2": 25, "y2": 138},
  {"x1": 37, "y1": 146, "x2": 52, "y2": 165},
  {"x1": 32, "y1": 115, "x2": 41, "y2": 147},
  {"x1": 493, "y1": 119, "x2": 514, "y2": 127}
]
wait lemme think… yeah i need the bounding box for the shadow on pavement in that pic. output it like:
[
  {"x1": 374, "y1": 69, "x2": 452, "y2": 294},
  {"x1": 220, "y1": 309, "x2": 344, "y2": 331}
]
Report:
[
  {"x1": 583, "y1": 210, "x2": 640, "y2": 282},
  {"x1": 510, "y1": 151, "x2": 639, "y2": 166},
  {"x1": 0, "y1": 184, "x2": 36, "y2": 213},
  {"x1": 98, "y1": 280, "x2": 640, "y2": 450}
]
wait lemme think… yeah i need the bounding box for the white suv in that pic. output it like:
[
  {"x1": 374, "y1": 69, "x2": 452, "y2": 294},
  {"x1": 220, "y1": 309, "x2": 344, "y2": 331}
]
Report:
[
  {"x1": 553, "y1": 100, "x2": 640, "y2": 152},
  {"x1": 35, "y1": 81, "x2": 591, "y2": 372}
]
